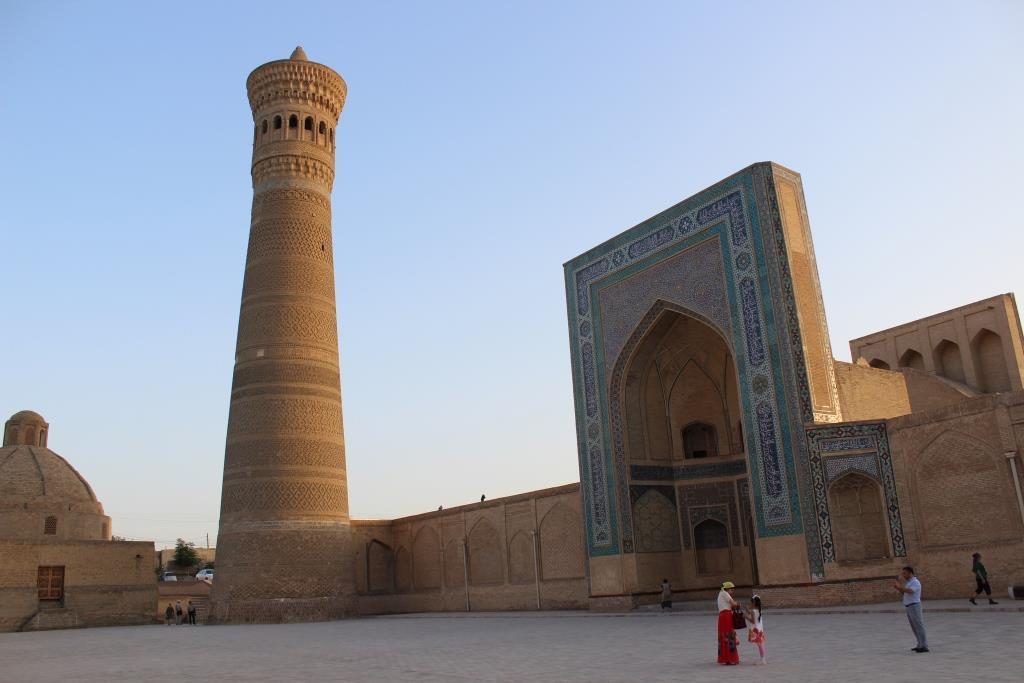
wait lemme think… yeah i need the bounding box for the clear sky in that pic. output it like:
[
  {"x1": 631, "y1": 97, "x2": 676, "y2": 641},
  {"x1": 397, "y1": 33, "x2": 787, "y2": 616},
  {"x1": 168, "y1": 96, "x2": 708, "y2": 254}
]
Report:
[{"x1": 1, "y1": 1, "x2": 1022, "y2": 549}]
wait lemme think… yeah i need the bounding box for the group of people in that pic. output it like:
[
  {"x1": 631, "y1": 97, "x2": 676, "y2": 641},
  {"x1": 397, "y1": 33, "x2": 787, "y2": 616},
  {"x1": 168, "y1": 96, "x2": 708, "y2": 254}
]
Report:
[
  {"x1": 708, "y1": 551, "x2": 1000, "y2": 664},
  {"x1": 714, "y1": 581, "x2": 766, "y2": 666},
  {"x1": 164, "y1": 600, "x2": 198, "y2": 625}
]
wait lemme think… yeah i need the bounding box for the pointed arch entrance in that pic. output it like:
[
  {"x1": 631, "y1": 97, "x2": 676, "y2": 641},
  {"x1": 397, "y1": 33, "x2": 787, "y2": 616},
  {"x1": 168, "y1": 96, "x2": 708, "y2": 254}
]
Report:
[{"x1": 616, "y1": 302, "x2": 757, "y2": 591}]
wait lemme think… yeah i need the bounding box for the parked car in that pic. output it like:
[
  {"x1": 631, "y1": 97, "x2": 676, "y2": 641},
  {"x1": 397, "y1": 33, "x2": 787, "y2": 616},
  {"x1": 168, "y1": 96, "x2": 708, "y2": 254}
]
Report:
[
  {"x1": 160, "y1": 572, "x2": 177, "y2": 582},
  {"x1": 195, "y1": 569, "x2": 214, "y2": 583}
]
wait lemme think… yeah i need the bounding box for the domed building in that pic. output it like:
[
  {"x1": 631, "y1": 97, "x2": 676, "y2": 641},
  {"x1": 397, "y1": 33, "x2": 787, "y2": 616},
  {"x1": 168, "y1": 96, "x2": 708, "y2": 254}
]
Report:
[
  {"x1": 0, "y1": 411, "x2": 155, "y2": 632},
  {"x1": 1, "y1": 411, "x2": 112, "y2": 541}
]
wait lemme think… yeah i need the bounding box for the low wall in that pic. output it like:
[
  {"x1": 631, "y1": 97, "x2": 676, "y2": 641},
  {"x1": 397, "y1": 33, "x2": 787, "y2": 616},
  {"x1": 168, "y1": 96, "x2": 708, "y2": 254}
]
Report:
[
  {"x1": 0, "y1": 539, "x2": 156, "y2": 632},
  {"x1": 350, "y1": 483, "x2": 588, "y2": 614}
]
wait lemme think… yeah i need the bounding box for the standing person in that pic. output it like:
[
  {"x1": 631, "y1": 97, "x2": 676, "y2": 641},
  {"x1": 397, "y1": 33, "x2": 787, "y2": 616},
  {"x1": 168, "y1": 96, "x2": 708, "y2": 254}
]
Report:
[
  {"x1": 969, "y1": 552, "x2": 998, "y2": 605},
  {"x1": 893, "y1": 566, "x2": 928, "y2": 653},
  {"x1": 174, "y1": 600, "x2": 183, "y2": 626},
  {"x1": 164, "y1": 603, "x2": 174, "y2": 626},
  {"x1": 716, "y1": 581, "x2": 740, "y2": 665},
  {"x1": 187, "y1": 600, "x2": 197, "y2": 625},
  {"x1": 659, "y1": 579, "x2": 672, "y2": 610},
  {"x1": 744, "y1": 595, "x2": 766, "y2": 665}
]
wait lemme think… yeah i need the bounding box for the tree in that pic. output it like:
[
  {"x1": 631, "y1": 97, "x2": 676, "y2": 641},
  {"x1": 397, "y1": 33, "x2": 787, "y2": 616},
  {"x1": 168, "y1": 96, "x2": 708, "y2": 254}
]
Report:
[{"x1": 173, "y1": 538, "x2": 200, "y2": 569}]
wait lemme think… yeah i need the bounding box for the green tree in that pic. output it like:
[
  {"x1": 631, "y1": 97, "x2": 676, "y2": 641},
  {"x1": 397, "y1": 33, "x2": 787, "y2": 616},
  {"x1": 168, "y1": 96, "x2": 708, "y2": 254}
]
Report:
[{"x1": 173, "y1": 538, "x2": 200, "y2": 569}]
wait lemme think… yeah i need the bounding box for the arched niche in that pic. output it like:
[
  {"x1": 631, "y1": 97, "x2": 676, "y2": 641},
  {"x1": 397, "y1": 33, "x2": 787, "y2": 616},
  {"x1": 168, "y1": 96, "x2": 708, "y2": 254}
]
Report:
[
  {"x1": 412, "y1": 526, "x2": 441, "y2": 590},
  {"x1": 898, "y1": 348, "x2": 925, "y2": 372},
  {"x1": 933, "y1": 339, "x2": 965, "y2": 384},
  {"x1": 971, "y1": 329, "x2": 1010, "y2": 393},
  {"x1": 828, "y1": 473, "x2": 889, "y2": 562},
  {"x1": 694, "y1": 518, "x2": 731, "y2": 575},
  {"x1": 622, "y1": 309, "x2": 741, "y2": 463}
]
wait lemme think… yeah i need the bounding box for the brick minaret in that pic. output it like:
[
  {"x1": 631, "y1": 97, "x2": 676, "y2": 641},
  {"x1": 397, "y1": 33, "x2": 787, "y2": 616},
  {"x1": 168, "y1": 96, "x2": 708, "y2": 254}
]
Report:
[{"x1": 210, "y1": 47, "x2": 350, "y2": 623}]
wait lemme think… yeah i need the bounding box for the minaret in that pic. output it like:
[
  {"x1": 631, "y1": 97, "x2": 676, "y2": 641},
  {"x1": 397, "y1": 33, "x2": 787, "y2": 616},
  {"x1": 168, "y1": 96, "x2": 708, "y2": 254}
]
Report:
[{"x1": 210, "y1": 47, "x2": 350, "y2": 623}]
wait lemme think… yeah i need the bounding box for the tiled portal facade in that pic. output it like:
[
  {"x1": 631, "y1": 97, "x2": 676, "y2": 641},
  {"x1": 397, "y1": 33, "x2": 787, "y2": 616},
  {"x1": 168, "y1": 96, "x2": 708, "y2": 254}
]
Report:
[{"x1": 563, "y1": 163, "x2": 1024, "y2": 606}]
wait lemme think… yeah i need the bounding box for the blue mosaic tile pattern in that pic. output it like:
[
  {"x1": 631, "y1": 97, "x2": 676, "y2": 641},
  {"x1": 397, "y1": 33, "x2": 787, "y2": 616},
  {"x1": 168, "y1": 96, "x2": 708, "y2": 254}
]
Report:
[
  {"x1": 689, "y1": 505, "x2": 731, "y2": 533},
  {"x1": 597, "y1": 238, "x2": 731, "y2": 374},
  {"x1": 564, "y1": 165, "x2": 812, "y2": 558},
  {"x1": 629, "y1": 460, "x2": 747, "y2": 482},
  {"x1": 824, "y1": 454, "x2": 879, "y2": 482},
  {"x1": 756, "y1": 170, "x2": 826, "y2": 576},
  {"x1": 805, "y1": 422, "x2": 907, "y2": 563}
]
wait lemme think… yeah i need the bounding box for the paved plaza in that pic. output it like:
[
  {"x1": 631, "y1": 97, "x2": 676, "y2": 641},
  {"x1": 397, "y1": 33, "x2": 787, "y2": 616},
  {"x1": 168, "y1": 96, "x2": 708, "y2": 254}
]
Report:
[{"x1": 0, "y1": 607, "x2": 1020, "y2": 682}]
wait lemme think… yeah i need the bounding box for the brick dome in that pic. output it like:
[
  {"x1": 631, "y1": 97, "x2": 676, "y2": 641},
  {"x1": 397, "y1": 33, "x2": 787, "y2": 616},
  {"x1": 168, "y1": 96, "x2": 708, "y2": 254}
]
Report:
[{"x1": 0, "y1": 411, "x2": 111, "y2": 541}]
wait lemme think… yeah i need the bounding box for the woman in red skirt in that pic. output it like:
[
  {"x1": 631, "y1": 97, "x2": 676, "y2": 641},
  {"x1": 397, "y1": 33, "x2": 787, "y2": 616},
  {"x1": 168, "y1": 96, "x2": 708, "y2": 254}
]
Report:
[{"x1": 716, "y1": 581, "x2": 740, "y2": 665}]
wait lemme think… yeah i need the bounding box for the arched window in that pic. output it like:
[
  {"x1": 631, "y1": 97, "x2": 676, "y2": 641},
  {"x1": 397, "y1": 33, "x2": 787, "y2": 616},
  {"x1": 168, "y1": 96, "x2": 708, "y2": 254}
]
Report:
[
  {"x1": 898, "y1": 348, "x2": 925, "y2": 371},
  {"x1": 304, "y1": 116, "x2": 313, "y2": 131},
  {"x1": 828, "y1": 473, "x2": 889, "y2": 561},
  {"x1": 682, "y1": 422, "x2": 718, "y2": 459},
  {"x1": 319, "y1": 121, "x2": 326, "y2": 136},
  {"x1": 288, "y1": 115, "x2": 298, "y2": 129},
  {"x1": 44, "y1": 516, "x2": 57, "y2": 535},
  {"x1": 329, "y1": 128, "x2": 334, "y2": 144},
  {"x1": 38, "y1": 430, "x2": 45, "y2": 446},
  {"x1": 868, "y1": 358, "x2": 891, "y2": 370},
  {"x1": 261, "y1": 120, "x2": 268, "y2": 134},
  {"x1": 273, "y1": 115, "x2": 282, "y2": 130},
  {"x1": 694, "y1": 518, "x2": 730, "y2": 575}
]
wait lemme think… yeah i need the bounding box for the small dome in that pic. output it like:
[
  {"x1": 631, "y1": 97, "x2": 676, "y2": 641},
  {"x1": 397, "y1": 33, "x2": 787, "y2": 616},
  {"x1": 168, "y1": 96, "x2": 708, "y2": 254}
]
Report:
[
  {"x1": 0, "y1": 413, "x2": 110, "y2": 541},
  {"x1": 4, "y1": 410, "x2": 50, "y2": 447},
  {"x1": 10, "y1": 410, "x2": 45, "y2": 423},
  {"x1": 290, "y1": 46, "x2": 309, "y2": 61},
  {"x1": 0, "y1": 445, "x2": 98, "y2": 504}
]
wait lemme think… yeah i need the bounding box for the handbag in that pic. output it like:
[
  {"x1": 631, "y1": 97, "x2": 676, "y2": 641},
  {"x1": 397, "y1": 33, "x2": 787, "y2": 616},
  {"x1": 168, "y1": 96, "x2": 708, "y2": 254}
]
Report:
[{"x1": 731, "y1": 608, "x2": 746, "y2": 630}]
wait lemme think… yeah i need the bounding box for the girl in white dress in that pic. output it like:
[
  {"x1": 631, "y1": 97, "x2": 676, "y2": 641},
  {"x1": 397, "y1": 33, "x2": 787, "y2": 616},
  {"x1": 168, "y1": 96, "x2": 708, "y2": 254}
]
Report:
[{"x1": 745, "y1": 594, "x2": 766, "y2": 664}]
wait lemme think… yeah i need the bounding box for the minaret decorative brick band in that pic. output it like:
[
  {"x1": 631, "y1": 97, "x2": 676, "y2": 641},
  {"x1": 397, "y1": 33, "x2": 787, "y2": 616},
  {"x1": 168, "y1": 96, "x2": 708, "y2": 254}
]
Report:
[{"x1": 209, "y1": 47, "x2": 351, "y2": 623}]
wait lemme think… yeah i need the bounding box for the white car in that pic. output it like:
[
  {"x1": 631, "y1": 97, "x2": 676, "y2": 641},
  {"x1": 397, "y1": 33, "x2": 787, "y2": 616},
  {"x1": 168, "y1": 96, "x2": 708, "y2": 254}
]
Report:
[
  {"x1": 161, "y1": 572, "x2": 177, "y2": 582},
  {"x1": 195, "y1": 569, "x2": 214, "y2": 583}
]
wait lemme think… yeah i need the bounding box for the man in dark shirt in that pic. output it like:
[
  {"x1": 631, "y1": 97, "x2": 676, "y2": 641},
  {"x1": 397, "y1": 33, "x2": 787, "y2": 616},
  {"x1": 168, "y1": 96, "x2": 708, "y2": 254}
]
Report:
[{"x1": 969, "y1": 552, "x2": 998, "y2": 605}]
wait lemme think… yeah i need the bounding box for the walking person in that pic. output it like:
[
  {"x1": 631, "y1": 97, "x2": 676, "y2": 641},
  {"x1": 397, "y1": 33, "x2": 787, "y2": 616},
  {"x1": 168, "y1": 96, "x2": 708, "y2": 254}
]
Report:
[
  {"x1": 716, "y1": 581, "x2": 740, "y2": 665},
  {"x1": 187, "y1": 600, "x2": 197, "y2": 625},
  {"x1": 744, "y1": 594, "x2": 766, "y2": 665},
  {"x1": 164, "y1": 603, "x2": 174, "y2": 626},
  {"x1": 660, "y1": 579, "x2": 672, "y2": 610},
  {"x1": 175, "y1": 600, "x2": 183, "y2": 626},
  {"x1": 893, "y1": 566, "x2": 928, "y2": 652},
  {"x1": 969, "y1": 552, "x2": 998, "y2": 605}
]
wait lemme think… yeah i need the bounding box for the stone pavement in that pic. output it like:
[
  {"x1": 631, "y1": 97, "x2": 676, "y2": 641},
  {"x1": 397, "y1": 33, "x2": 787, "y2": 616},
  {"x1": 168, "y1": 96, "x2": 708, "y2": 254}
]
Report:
[{"x1": 0, "y1": 607, "x2": 1020, "y2": 682}]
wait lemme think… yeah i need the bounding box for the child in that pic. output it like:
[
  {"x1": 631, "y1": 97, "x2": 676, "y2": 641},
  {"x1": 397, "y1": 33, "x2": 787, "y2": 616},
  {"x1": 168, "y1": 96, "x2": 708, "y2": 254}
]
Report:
[
  {"x1": 660, "y1": 578, "x2": 672, "y2": 610},
  {"x1": 745, "y1": 594, "x2": 766, "y2": 665}
]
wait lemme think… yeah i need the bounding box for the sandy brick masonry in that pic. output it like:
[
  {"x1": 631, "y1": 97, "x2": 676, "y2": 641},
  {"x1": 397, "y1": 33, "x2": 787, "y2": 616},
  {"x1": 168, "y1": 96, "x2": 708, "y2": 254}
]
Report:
[
  {"x1": 0, "y1": 540, "x2": 155, "y2": 632},
  {"x1": 209, "y1": 47, "x2": 353, "y2": 624},
  {"x1": 350, "y1": 484, "x2": 589, "y2": 614}
]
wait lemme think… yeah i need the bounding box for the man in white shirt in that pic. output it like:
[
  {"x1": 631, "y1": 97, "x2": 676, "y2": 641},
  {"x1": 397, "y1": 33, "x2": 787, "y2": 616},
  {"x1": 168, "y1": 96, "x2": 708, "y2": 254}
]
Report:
[{"x1": 893, "y1": 566, "x2": 928, "y2": 652}]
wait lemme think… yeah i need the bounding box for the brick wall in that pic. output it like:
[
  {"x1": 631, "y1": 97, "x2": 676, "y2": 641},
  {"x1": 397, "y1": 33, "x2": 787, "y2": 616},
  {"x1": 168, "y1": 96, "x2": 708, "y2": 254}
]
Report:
[
  {"x1": 833, "y1": 361, "x2": 911, "y2": 421},
  {"x1": 350, "y1": 484, "x2": 588, "y2": 614},
  {"x1": 0, "y1": 539, "x2": 156, "y2": 632},
  {"x1": 884, "y1": 392, "x2": 1024, "y2": 598}
]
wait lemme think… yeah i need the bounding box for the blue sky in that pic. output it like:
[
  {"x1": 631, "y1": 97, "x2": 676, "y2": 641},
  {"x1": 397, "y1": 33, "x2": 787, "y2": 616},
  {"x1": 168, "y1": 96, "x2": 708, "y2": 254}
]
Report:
[{"x1": 1, "y1": 1, "x2": 1021, "y2": 548}]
